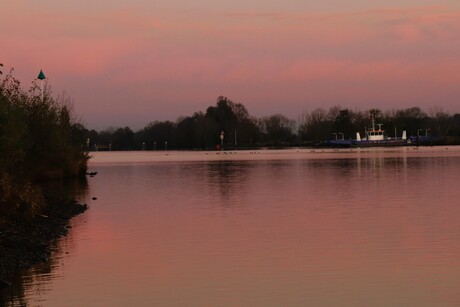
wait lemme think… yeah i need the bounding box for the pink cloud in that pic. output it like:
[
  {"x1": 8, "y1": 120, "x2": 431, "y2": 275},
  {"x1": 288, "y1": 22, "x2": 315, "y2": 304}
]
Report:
[{"x1": 2, "y1": 2, "x2": 460, "y2": 128}]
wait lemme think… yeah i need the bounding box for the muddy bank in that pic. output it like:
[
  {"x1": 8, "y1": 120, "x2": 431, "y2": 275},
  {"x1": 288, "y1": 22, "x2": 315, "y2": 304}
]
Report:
[{"x1": 0, "y1": 199, "x2": 88, "y2": 287}]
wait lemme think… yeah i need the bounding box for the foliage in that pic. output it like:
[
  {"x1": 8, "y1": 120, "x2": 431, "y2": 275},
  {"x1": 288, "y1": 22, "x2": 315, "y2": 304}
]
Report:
[
  {"x1": 259, "y1": 114, "x2": 296, "y2": 146},
  {"x1": 0, "y1": 67, "x2": 88, "y2": 224},
  {"x1": 86, "y1": 96, "x2": 263, "y2": 150}
]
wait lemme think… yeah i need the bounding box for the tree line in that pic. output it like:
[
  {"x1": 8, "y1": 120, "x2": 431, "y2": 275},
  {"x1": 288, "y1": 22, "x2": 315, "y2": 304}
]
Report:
[{"x1": 85, "y1": 98, "x2": 460, "y2": 150}]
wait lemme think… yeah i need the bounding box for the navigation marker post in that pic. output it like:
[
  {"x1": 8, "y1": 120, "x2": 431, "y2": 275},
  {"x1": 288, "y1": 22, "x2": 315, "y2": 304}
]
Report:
[
  {"x1": 220, "y1": 131, "x2": 224, "y2": 151},
  {"x1": 37, "y1": 69, "x2": 46, "y2": 101}
]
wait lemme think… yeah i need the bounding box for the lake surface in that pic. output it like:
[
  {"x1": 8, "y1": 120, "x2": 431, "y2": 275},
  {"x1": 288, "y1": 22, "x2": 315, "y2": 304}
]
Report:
[{"x1": 2, "y1": 147, "x2": 460, "y2": 306}]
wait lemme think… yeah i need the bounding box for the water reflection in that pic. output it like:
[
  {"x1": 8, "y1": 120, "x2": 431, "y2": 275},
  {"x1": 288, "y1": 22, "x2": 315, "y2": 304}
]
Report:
[
  {"x1": 206, "y1": 161, "x2": 253, "y2": 202},
  {"x1": 0, "y1": 178, "x2": 90, "y2": 306},
  {"x1": 4, "y1": 151, "x2": 460, "y2": 306}
]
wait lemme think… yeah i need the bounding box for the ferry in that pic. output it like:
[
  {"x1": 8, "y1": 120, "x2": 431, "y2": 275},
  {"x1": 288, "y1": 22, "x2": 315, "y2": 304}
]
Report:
[{"x1": 327, "y1": 117, "x2": 410, "y2": 147}]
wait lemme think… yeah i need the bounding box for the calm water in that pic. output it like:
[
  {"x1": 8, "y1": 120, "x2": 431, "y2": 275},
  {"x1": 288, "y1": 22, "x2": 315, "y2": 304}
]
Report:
[{"x1": 2, "y1": 147, "x2": 460, "y2": 306}]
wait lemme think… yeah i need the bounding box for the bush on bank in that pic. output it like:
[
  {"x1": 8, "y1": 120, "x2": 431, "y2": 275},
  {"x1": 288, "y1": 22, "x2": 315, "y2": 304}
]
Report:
[{"x1": 0, "y1": 68, "x2": 88, "y2": 225}]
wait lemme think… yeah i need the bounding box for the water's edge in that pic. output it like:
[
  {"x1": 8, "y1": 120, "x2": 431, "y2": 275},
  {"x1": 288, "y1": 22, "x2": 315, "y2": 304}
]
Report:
[{"x1": 0, "y1": 200, "x2": 88, "y2": 290}]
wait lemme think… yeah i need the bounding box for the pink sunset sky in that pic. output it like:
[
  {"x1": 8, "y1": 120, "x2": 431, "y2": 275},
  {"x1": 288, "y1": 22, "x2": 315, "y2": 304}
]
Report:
[{"x1": 2, "y1": 0, "x2": 460, "y2": 130}]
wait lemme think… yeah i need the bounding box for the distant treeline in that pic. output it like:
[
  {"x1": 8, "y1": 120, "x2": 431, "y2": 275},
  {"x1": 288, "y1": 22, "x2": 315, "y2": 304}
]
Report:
[
  {"x1": 85, "y1": 97, "x2": 460, "y2": 150},
  {"x1": 0, "y1": 67, "x2": 88, "y2": 224}
]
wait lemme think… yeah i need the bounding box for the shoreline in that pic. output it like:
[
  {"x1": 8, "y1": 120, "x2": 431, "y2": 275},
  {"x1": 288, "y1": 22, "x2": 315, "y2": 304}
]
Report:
[
  {"x1": 0, "y1": 199, "x2": 88, "y2": 288},
  {"x1": 87, "y1": 146, "x2": 460, "y2": 165}
]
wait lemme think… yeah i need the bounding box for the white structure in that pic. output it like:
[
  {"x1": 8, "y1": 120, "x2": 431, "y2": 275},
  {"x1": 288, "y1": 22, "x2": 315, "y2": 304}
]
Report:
[{"x1": 356, "y1": 117, "x2": 406, "y2": 142}]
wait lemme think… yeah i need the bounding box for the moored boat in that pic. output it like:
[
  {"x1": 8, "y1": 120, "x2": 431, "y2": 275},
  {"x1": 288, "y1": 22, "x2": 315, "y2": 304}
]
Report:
[{"x1": 327, "y1": 117, "x2": 409, "y2": 147}]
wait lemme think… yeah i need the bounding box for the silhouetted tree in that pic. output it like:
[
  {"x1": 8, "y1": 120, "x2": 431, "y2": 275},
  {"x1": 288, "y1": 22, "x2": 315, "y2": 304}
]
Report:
[
  {"x1": 394, "y1": 107, "x2": 428, "y2": 136},
  {"x1": 260, "y1": 114, "x2": 296, "y2": 145},
  {"x1": 138, "y1": 121, "x2": 176, "y2": 150},
  {"x1": 112, "y1": 127, "x2": 135, "y2": 150},
  {"x1": 298, "y1": 108, "x2": 332, "y2": 142},
  {"x1": 429, "y1": 107, "x2": 453, "y2": 137},
  {"x1": 331, "y1": 109, "x2": 355, "y2": 139}
]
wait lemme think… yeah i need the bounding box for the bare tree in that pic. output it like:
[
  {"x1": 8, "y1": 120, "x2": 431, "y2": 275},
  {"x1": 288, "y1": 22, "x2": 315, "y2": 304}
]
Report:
[{"x1": 429, "y1": 106, "x2": 453, "y2": 137}]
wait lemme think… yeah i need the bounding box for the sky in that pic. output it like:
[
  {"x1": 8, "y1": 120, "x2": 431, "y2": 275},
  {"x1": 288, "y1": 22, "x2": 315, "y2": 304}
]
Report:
[{"x1": 2, "y1": 0, "x2": 460, "y2": 130}]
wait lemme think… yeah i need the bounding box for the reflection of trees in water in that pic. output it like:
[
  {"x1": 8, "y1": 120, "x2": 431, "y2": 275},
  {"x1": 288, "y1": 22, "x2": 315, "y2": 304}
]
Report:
[
  {"x1": 297, "y1": 157, "x2": 411, "y2": 200},
  {"x1": 40, "y1": 177, "x2": 90, "y2": 202},
  {"x1": 0, "y1": 178, "x2": 89, "y2": 306},
  {"x1": 206, "y1": 160, "x2": 254, "y2": 204},
  {"x1": 204, "y1": 157, "x2": 435, "y2": 207},
  {"x1": 1, "y1": 240, "x2": 62, "y2": 307}
]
